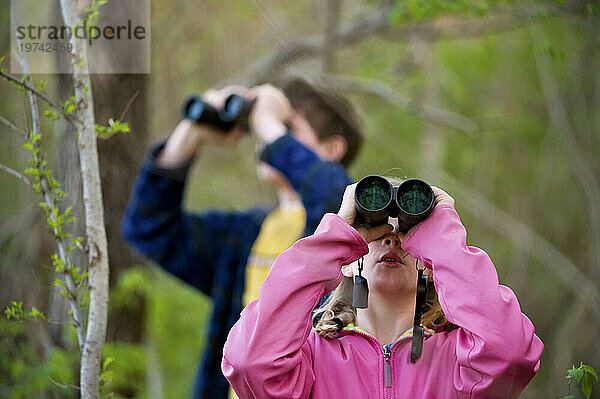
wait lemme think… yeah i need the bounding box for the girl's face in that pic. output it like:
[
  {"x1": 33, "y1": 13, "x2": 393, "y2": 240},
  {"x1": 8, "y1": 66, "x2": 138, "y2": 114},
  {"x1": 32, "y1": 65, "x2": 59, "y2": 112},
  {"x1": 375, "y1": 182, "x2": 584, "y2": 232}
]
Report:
[{"x1": 342, "y1": 218, "x2": 420, "y2": 296}]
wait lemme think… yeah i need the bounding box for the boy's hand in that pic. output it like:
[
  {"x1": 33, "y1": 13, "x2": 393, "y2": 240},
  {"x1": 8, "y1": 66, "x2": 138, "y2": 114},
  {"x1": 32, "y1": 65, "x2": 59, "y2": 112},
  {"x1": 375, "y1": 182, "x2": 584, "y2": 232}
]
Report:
[
  {"x1": 158, "y1": 86, "x2": 251, "y2": 167},
  {"x1": 248, "y1": 84, "x2": 293, "y2": 145}
]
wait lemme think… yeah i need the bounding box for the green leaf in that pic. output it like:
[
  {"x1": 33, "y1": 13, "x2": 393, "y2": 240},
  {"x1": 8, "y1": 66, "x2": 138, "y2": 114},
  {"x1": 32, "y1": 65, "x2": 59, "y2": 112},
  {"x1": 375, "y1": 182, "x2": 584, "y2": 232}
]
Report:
[
  {"x1": 65, "y1": 104, "x2": 76, "y2": 114},
  {"x1": 38, "y1": 80, "x2": 47, "y2": 93},
  {"x1": 582, "y1": 364, "x2": 599, "y2": 382},
  {"x1": 24, "y1": 167, "x2": 38, "y2": 177},
  {"x1": 568, "y1": 365, "x2": 585, "y2": 382},
  {"x1": 582, "y1": 373, "x2": 593, "y2": 399},
  {"x1": 22, "y1": 142, "x2": 33, "y2": 151},
  {"x1": 44, "y1": 110, "x2": 58, "y2": 120},
  {"x1": 115, "y1": 121, "x2": 130, "y2": 133},
  {"x1": 103, "y1": 357, "x2": 114, "y2": 370}
]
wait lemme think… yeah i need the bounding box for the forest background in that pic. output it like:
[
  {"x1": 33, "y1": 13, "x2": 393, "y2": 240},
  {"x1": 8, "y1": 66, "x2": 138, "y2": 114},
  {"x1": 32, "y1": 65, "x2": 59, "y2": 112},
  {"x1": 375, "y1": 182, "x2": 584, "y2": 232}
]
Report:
[{"x1": 1, "y1": 0, "x2": 599, "y2": 398}]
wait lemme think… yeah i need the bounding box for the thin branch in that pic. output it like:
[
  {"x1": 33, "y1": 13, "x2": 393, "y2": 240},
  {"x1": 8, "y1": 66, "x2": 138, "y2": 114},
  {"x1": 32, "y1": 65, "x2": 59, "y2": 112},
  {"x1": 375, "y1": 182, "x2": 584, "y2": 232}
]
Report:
[
  {"x1": 322, "y1": 0, "x2": 341, "y2": 72},
  {"x1": 0, "y1": 69, "x2": 81, "y2": 126},
  {"x1": 116, "y1": 89, "x2": 142, "y2": 123},
  {"x1": 231, "y1": 5, "x2": 564, "y2": 85},
  {"x1": 10, "y1": 6, "x2": 86, "y2": 348},
  {"x1": 318, "y1": 72, "x2": 480, "y2": 134},
  {"x1": 49, "y1": 376, "x2": 81, "y2": 391},
  {"x1": 0, "y1": 114, "x2": 27, "y2": 136},
  {"x1": 0, "y1": 162, "x2": 31, "y2": 186}
]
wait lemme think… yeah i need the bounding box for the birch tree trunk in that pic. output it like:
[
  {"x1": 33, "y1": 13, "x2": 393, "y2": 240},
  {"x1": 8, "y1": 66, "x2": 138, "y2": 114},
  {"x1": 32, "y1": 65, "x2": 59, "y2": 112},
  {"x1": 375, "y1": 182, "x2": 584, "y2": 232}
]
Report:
[{"x1": 59, "y1": 1, "x2": 110, "y2": 397}]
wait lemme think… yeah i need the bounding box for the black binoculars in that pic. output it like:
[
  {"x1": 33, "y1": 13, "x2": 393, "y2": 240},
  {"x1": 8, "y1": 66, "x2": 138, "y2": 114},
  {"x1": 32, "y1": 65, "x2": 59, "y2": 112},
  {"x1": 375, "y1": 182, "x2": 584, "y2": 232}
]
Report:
[
  {"x1": 182, "y1": 94, "x2": 255, "y2": 132},
  {"x1": 354, "y1": 175, "x2": 435, "y2": 232}
]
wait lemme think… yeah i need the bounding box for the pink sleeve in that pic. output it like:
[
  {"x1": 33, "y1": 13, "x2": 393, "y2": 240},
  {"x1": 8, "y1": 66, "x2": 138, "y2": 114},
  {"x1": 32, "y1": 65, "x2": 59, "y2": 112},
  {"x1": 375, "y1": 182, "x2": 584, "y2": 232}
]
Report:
[
  {"x1": 402, "y1": 205, "x2": 544, "y2": 397},
  {"x1": 221, "y1": 213, "x2": 368, "y2": 398}
]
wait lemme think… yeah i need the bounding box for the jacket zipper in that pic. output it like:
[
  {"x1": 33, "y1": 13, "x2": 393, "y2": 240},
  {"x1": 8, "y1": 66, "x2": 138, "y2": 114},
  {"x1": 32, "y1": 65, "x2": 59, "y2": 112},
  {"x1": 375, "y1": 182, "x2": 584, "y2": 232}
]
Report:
[
  {"x1": 383, "y1": 344, "x2": 392, "y2": 388},
  {"x1": 345, "y1": 327, "x2": 418, "y2": 397},
  {"x1": 344, "y1": 326, "x2": 434, "y2": 398}
]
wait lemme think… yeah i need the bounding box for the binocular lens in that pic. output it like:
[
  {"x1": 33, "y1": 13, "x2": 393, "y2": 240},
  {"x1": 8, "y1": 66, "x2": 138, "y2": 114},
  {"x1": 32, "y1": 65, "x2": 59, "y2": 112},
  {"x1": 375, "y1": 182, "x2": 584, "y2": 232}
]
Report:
[
  {"x1": 354, "y1": 176, "x2": 393, "y2": 225},
  {"x1": 222, "y1": 95, "x2": 244, "y2": 121},
  {"x1": 356, "y1": 178, "x2": 391, "y2": 211},
  {"x1": 186, "y1": 100, "x2": 204, "y2": 121},
  {"x1": 396, "y1": 180, "x2": 433, "y2": 216}
]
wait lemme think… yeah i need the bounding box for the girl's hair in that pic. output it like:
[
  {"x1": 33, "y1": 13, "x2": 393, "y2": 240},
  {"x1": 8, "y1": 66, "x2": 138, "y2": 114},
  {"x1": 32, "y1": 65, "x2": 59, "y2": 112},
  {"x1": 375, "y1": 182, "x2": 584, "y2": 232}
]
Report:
[{"x1": 313, "y1": 276, "x2": 447, "y2": 338}]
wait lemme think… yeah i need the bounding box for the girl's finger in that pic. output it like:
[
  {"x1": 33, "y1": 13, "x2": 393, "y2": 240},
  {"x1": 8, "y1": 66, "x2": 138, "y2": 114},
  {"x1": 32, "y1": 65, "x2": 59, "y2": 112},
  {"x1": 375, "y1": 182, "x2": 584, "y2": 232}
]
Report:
[{"x1": 362, "y1": 223, "x2": 393, "y2": 243}]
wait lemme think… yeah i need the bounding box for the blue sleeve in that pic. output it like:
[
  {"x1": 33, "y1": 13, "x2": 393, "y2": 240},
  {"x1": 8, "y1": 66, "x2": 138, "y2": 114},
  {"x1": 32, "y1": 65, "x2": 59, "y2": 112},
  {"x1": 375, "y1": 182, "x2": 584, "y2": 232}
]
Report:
[
  {"x1": 260, "y1": 133, "x2": 352, "y2": 235},
  {"x1": 121, "y1": 142, "x2": 268, "y2": 296}
]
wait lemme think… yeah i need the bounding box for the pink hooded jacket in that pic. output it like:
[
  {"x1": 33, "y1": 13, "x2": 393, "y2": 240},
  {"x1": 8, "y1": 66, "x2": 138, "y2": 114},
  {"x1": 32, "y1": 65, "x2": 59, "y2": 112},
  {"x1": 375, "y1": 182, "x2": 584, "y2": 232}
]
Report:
[{"x1": 222, "y1": 205, "x2": 544, "y2": 398}]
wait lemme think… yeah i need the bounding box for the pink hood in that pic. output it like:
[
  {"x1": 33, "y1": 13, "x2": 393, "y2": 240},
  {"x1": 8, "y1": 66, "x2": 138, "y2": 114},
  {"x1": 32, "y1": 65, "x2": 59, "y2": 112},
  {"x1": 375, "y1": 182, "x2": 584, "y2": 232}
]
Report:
[{"x1": 222, "y1": 205, "x2": 544, "y2": 398}]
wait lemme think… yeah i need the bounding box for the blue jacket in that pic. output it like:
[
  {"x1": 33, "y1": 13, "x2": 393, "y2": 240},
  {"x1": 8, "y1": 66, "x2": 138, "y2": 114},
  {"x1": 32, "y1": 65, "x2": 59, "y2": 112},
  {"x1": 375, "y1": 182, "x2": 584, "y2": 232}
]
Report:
[{"x1": 121, "y1": 133, "x2": 352, "y2": 399}]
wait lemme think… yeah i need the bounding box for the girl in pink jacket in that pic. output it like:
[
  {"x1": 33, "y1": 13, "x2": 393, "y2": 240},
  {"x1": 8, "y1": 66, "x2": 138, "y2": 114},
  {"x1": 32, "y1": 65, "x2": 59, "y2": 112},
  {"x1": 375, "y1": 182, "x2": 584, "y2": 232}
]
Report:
[{"x1": 222, "y1": 183, "x2": 544, "y2": 398}]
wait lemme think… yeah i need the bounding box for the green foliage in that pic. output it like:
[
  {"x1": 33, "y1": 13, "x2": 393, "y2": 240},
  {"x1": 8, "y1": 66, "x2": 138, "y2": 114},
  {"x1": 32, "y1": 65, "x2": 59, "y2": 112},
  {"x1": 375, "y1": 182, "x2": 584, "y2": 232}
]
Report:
[
  {"x1": 4, "y1": 302, "x2": 47, "y2": 322},
  {"x1": 389, "y1": 0, "x2": 500, "y2": 23},
  {"x1": 62, "y1": 96, "x2": 77, "y2": 114},
  {"x1": 95, "y1": 118, "x2": 131, "y2": 139},
  {"x1": 18, "y1": 116, "x2": 87, "y2": 315},
  {"x1": 560, "y1": 363, "x2": 599, "y2": 399},
  {"x1": 101, "y1": 343, "x2": 148, "y2": 399},
  {"x1": 37, "y1": 80, "x2": 47, "y2": 94},
  {"x1": 111, "y1": 266, "x2": 151, "y2": 309},
  {"x1": 0, "y1": 319, "x2": 78, "y2": 399},
  {"x1": 387, "y1": 0, "x2": 588, "y2": 24},
  {"x1": 84, "y1": 0, "x2": 109, "y2": 27},
  {"x1": 148, "y1": 270, "x2": 211, "y2": 398},
  {"x1": 44, "y1": 109, "x2": 59, "y2": 120},
  {"x1": 99, "y1": 356, "x2": 115, "y2": 392}
]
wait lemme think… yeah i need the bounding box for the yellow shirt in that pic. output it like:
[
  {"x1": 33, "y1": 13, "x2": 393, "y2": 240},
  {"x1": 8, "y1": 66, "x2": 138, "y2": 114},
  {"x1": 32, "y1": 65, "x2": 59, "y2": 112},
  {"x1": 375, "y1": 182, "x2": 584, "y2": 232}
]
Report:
[
  {"x1": 242, "y1": 202, "x2": 306, "y2": 306},
  {"x1": 230, "y1": 203, "x2": 306, "y2": 399}
]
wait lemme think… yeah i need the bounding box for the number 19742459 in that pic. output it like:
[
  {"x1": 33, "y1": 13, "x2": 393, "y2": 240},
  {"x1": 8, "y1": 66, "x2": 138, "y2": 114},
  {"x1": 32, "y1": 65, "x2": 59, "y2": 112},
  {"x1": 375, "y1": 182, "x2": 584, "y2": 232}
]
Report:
[{"x1": 18, "y1": 42, "x2": 73, "y2": 53}]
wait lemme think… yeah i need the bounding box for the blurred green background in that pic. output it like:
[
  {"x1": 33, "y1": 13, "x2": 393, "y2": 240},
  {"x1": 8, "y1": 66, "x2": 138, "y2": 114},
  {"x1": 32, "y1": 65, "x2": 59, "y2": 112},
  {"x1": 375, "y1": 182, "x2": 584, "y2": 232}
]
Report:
[{"x1": 1, "y1": 0, "x2": 599, "y2": 398}]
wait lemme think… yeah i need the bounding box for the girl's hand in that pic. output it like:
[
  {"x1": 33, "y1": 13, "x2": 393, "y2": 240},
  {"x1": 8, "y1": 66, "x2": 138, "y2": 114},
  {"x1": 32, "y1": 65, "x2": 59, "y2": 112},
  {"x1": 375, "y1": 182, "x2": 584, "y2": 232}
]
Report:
[
  {"x1": 431, "y1": 185, "x2": 455, "y2": 208},
  {"x1": 337, "y1": 184, "x2": 393, "y2": 243},
  {"x1": 398, "y1": 185, "x2": 455, "y2": 240}
]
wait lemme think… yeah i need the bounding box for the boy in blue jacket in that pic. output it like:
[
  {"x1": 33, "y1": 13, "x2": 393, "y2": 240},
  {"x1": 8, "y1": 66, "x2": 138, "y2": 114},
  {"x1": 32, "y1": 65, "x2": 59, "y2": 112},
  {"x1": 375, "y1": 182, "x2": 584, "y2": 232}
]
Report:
[{"x1": 121, "y1": 78, "x2": 363, "y2": 399}]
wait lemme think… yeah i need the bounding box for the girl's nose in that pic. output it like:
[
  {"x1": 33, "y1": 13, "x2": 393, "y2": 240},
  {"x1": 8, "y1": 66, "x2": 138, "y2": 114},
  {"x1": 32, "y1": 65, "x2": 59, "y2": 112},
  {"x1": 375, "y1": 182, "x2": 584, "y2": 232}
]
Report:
[{"x1": 382, "y1": 235, "x2": 400, "y2": 247}]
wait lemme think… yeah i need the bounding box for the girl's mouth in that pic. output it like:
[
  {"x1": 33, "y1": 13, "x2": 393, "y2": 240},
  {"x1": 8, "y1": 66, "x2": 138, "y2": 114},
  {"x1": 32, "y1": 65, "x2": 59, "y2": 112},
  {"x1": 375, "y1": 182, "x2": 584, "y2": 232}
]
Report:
[{"x1": 378, "y1": 251, "x2": 404, "y2": 265}]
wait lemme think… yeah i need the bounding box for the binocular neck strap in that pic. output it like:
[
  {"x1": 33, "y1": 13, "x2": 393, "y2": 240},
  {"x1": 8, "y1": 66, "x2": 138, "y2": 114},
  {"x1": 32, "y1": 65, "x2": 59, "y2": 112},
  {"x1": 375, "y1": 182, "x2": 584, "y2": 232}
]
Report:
[
  {"x1": 352, "y1": 257, "x2": 369, "y2": 309},
  {"x1": 410, "y1": 260, "x2": 428, "y2": 363}
]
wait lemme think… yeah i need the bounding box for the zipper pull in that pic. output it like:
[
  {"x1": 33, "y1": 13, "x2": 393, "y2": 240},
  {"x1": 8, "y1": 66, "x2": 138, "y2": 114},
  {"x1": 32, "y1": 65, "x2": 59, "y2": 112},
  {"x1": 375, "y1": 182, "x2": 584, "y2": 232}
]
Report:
[{"x1": 383, "y1": 345, "x2": 392, "y2": 388}]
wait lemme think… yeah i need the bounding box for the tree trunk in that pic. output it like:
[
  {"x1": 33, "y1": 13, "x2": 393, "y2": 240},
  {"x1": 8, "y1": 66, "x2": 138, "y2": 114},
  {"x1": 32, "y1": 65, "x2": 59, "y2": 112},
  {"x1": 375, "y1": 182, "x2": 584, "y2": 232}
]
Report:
[
  {"x1": 59, "y1": 0, "x2": 110, "y2": 397},
  {"x1": 89, "y1": 0, "x2": 149, "y2": 344}
]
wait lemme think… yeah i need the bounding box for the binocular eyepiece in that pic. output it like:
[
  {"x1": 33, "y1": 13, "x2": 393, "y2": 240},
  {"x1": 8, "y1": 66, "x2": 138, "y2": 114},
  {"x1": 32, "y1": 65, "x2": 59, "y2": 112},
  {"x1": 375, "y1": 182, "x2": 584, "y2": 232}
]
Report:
[
  {"x1": 354, "y1": 175, "x2": 434, "y2": 232},
  {"x1": 182, "y1": 94, "x2": 255, "y2": 132}
]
